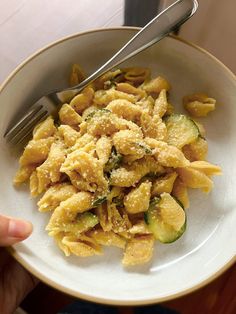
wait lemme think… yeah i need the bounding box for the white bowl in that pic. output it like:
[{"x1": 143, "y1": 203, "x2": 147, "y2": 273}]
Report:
[{"x1": 0, "y1": 27, "x2": 235, "y2": 305}]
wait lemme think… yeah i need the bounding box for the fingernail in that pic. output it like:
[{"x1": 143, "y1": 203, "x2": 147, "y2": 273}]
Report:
[{"x1": 8, "y1": 220, "x2": 32, "y2": 239}]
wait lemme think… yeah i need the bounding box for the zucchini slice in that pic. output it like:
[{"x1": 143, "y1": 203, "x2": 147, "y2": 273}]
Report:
[
  {"x1": 165, "y1": 114, "x2": 199, "y2": 148},
  {"x1": 60, "y1": 212, "x2": 99, "y2": 235},
  {"x1": 144, "y1": 193, "x2": 186, "y2": 243}
]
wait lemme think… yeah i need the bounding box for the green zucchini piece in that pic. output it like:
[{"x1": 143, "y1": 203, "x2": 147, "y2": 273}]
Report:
[
  {"x1": 135, "y1": 142, "x2": 153, "y2": 155},
  {"x1": 144, "y1": 193, "x2": 186, "y2": 243},
  {"x1": 144, "y1": 197, "x2": 160, "y2": 223},
  {"x1": 61, "y1": 212, "x2": 99, "y2": 235},
  {"x1": 172, "y1": 195, "x2": 184, "y2": 209},
  {"x1": 165, "y1": 114, "x2": 199, "y2": 148}
]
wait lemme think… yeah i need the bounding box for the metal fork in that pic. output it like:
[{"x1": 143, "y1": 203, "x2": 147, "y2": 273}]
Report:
[{"x1": 4, "y1": 0, "x2": 198, "y2": 144}]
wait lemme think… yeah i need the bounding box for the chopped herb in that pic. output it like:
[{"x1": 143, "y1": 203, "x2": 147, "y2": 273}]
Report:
[
  {"x1": 105, "y1": 147, "x2": 123, "y2": 172},
  {"x1": 85, "y1": 108, "x2": 111, "y2": 121},
  {"x1": 85, "y1": 111, "x2": 97, "y2": 121},
  {"x1": 135, "y1": 142, "x2": 153, "y2": 154},
  {"x1": 92, "y1": 195, "x2": 107, "y2": 207}
]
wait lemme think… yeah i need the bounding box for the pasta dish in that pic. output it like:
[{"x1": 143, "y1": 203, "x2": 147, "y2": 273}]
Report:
[{"x1": 14, "y1": 66, "x2": 221, "y2": 266}]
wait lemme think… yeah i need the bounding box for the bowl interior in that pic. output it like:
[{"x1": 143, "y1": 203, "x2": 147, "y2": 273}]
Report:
[{"x1": 0, "y1": 28, "x2": 236, "y2": 305}]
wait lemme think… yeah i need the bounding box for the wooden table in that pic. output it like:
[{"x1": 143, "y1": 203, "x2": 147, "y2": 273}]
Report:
[{"x1": 21, "y1": 262, "x2": 236, "y2": 314}]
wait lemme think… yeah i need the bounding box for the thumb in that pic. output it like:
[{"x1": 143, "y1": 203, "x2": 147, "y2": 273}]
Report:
[{"x1": 0, "y1": 215, "x2": 33, "y2": 246}]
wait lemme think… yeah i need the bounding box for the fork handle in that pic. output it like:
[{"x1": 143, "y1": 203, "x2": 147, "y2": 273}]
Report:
[{"x1": 66, "y1": 0, "x2": 198, "y2": 92}]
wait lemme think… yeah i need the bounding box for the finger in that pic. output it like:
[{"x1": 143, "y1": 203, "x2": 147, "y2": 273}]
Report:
[{"x1": 0, "y1": 215, "x2": 33, "y2": 246}]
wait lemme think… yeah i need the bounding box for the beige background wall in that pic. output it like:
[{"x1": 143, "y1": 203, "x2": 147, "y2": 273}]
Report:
[
  {"x1": 179, "y1": 0, "x2": 236, "y2": 73},
  {"x1": 0, "y1": 0, "x2": 235, "y2": 84}
]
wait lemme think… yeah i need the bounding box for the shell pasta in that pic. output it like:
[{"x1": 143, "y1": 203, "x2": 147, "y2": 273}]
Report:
[{"x1": 14, "y1": 66, "x2": 222, "y2": 266}]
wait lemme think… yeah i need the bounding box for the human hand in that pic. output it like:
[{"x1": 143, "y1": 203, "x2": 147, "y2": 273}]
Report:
[{"x1": 0, "y1": 215, "x2": 38, "y2": 314}]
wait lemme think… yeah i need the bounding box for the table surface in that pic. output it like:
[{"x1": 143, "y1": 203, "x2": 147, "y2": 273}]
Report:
[
  {"x1": 1, "y1": 1, "x2": 235, "y2": 314},
  {"x1": 21, "y1": 263, "x2": 236, "y2": 314}
]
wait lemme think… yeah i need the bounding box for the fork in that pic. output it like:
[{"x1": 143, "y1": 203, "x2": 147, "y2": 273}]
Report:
[{"x1": 4, "y1": 0, "x2": 198, "y2": 144}]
